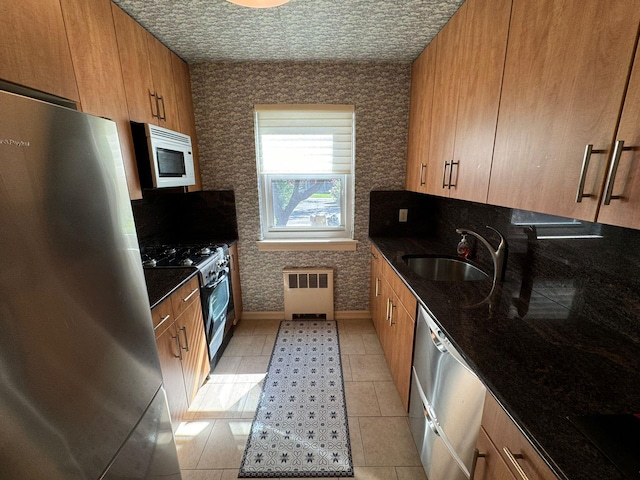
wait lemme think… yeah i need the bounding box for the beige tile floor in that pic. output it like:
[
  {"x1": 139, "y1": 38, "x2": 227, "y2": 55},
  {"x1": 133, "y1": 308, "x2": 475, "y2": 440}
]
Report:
[{"x1": 175, "y1": 318, "x2": 427, "y2": 480}]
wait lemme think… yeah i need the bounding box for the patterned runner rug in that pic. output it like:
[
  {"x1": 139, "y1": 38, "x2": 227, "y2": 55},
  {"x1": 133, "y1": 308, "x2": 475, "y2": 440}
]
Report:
[{"x1": 239, "y1": 320, "x2": 353, "y2": 478}]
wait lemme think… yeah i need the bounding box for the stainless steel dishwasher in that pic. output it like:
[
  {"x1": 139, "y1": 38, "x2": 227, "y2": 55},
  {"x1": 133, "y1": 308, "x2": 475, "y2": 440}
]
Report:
[{"x1": 409, "y1": 306, "x2": 486, "y2": 479}]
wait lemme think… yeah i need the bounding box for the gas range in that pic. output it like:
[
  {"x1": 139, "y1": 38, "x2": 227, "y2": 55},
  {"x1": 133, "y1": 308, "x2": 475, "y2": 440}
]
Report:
[{"x1": 140, "y1": 243, "x2": 229, "y2": 286}]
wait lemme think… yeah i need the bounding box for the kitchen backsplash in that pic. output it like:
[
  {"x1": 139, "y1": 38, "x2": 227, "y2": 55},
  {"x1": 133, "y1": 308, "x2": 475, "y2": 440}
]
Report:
[
  {"x1": 370, "y1": 190, "x2": 640, "y2": 342},
  {"x1": 190, "y1": 62, "x2": 411, "y2": 312},
  {"x1": 132, "y1": 190, "x2": 238, "y2": 246}
]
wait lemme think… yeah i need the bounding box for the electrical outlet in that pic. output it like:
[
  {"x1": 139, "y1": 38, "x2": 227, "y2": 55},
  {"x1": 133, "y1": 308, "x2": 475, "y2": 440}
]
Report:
[{"x1": 399, "y1": 209, "x2": 408, "y2": 222}]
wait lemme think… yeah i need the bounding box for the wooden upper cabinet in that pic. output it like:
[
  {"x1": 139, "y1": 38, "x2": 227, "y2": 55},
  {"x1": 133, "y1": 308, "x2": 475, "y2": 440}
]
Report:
[
  {"x1": 406, "y1": 38, "x2": 437, "y2": 194},
  {"x1": 450, "y1": 0, "x2": 511, "y2": 203},
  {"x1": 172, "y1": 53, "x2": 203, "y2": 191},
  {"x1": 488, "y1": 0, "x2": 640, "y2": 222},
  {"x1": 60, "y1": 0, "x2": 142, "y2": 200},
  {"x1": 425, "y1": 2, "x2": 467, "y2": 197},
  {"x1": 0, "y1": 0, "x2": 78, "y2": 102},
  {"x1": 147, "y1": 35, "x2": 181, "y2": 132},
  {"x1": 112, "y1": 3, "x2": 156, "y2": 124},
  {"x1": 596, "y1": 43, "x2": 640, "y2": 229}
]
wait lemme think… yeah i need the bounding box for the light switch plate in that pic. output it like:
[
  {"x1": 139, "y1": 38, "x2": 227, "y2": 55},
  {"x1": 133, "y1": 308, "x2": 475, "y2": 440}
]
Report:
[{"x1": 399, "y1": 209, "x2": 408, "y2": 222}]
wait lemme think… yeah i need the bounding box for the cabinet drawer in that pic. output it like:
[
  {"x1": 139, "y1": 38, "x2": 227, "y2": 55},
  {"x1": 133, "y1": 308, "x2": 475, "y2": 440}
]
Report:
[
  {"x1": 482, "y1": 392, "x2": 558, "y2": 480},
  {"x1": 151, "y1": 298, "x2": 173, "y2": 334},
  {"x1": 171, "y1": 276, "x2": 200, "y2": 318}
]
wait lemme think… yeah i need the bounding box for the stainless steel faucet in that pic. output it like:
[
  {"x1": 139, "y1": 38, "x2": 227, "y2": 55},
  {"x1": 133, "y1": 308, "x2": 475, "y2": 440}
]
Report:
[{"x1": 455, "y1": 226, "x2": 507, "y2": 282}]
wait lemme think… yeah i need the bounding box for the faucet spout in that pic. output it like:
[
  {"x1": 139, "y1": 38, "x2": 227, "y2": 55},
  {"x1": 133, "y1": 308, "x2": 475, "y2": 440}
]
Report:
[{"x1": 455, "y1": 226, "x2": 507, "y2": 282}]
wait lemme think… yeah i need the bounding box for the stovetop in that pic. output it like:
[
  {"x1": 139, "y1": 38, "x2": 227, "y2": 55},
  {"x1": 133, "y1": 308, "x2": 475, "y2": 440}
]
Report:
[{"x1": 140, "y1": 244, "x2": 225, "y2": 268}]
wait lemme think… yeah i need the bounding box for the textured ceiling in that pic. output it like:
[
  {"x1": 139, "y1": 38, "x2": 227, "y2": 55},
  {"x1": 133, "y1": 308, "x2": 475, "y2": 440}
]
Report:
[{"x1": 111, "y1": 0, "x2": 464, "y2": 63}]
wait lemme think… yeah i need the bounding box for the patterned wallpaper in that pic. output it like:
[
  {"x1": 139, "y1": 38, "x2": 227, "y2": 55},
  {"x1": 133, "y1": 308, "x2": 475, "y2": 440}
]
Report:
[{"x1": 190, "y1": 62, "x2": 411, "y2": 312}]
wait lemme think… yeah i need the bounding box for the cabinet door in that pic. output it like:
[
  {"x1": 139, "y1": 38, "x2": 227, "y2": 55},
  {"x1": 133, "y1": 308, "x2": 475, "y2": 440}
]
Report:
[
  {"x1": 369, "y1": 246, "x2": 382, "y2": 335},
  {"x1": 155, "y1": 321, "x2": 189, "y2": 427},
  {"x1": 229, "y1": 243, "x2": 243, "y2": 323},
  {"x1": 597, "y1": 43, "x2": 640, "y2": 229},
  {"x1": 147, "y1": 35, "x2": 181, "y2": 132},
  {"x1": 475, "y1": 427, "x2": 517, "y2": 480},
  {"x1": 488, "y1": 0, "x2": 640, "y2": 222},
  {"x1": 406, "y1": 38, "x2": 438, "y2": 194},
  {"x1": 425, "y1": 2, "x2": 467, "y2": 197},
  {"x1": 171, "y1": 53, "x2": 203, "y2": 192},
  {"x1": 389, "y1": 299, "x2": 414, "y2": 410},
  {"x1": 176, "y1": 300, "x2": 209, "y2": 404},
  {"x1": 111, "y1": 3, "x2": 157, "y2": 125},
  {"x1": 0, "y1": 0, "x2": 78, "y2": 102},
  {"x1": 450, "y1": 0, "x2": 511, "y2": 203},
  {"x1": 59, "y1": 0, "x2": 142, "y2": 200}
]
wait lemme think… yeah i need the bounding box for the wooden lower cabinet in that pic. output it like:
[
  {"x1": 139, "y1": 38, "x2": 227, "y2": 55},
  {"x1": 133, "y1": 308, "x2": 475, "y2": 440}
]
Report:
[
  {"x1": 370, "y1": 245, "x2": 417, "y2": 409},
  {"x1": 153, "y1": 276, "x2": 209, "y2": 428},
  {"x1": 474, "y1": 427, "x2": 517, "y2": 480},
  {"x1": 476, "y1": 392, "x2": 558, "y2": 480},
  {"x1": 229, "y1": 243, "x2": 243, "y2": 324}
]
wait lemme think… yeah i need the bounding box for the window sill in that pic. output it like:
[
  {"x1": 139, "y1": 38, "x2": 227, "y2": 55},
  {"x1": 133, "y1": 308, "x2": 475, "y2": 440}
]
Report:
[{"x1": 257, "y1": 239, "x2": 358, "y2": 252}]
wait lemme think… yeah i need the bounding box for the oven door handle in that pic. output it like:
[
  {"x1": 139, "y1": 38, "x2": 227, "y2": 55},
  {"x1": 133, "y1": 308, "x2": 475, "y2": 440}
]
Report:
[{"x1": 203, "y1": 269, "x2": 229, "y2": 290}]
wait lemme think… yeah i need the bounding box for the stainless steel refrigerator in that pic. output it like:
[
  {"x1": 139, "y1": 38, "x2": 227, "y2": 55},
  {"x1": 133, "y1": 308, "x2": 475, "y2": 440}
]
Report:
[{"x1": 0, "y1": 90, "x2": 182, "y2": 479}]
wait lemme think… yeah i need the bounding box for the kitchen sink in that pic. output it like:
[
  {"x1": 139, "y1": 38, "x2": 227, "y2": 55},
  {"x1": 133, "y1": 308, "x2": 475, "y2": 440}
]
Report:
[{"x1": 403, "y1": 255, "x2": 489, "y2": 281}]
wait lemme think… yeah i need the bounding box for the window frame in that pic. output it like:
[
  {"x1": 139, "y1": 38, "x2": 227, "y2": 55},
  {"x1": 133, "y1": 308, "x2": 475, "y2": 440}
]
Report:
[{"x1": 254, "y1": 104, "x2": 355, "y2": 242}]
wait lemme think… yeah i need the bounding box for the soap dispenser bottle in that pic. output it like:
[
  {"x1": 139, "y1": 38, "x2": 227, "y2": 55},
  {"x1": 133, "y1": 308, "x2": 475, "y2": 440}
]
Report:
[{"x1": 457, "y1": 234, "x2": 471, "y2": 259}]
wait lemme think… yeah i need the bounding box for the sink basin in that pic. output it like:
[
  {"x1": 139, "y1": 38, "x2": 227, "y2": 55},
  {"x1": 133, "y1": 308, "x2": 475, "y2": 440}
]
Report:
[{"x1": 403, "y1": 255, "x2": 489, "y2": 281}]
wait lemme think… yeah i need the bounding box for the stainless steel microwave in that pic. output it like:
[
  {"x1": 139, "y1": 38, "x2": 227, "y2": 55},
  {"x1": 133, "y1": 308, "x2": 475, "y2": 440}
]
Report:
[{"x1": 131, "y1": 122, "x2": 196, "y2": 188}]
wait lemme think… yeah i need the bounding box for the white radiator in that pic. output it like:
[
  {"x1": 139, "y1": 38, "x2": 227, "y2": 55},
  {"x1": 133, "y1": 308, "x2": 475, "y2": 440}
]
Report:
[{"x1": 283, "y1": 268, "x2": 334, "y2": 320}]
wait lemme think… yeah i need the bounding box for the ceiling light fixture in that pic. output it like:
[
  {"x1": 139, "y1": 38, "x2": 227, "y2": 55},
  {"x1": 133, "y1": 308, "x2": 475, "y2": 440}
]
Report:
[{"x1": 227, "y1": 0, "x2": 291, "y2": 7}]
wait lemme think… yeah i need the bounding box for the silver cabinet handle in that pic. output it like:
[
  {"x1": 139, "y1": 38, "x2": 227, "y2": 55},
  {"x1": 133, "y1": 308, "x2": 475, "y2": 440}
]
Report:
[
  {"x1": 389, "y1": 302, "x2": 396, "y2": 326},
  {"x1": 157, "y1": 95, "x2": 166, "y2": 120},
  {"x1": 603, "y1": 140, "x2": 632, "y2": 205},
  {"x1": 449, "y1": 160, "x2": 459, "y2": 189},
  {"x1": 419, "y1": 163, "x2": 427, "y2": 186},
  {"x1": 385, "y1": 298, "x2": 391, "y2": 323},
  {"x1": 149, "y1": 90, "x2": 159, "y2": 118},
  {"x1": 375, "y1": 277, "x2": 380, "y2": 297},
  {"x1": 179, "y1": 326, "x2": 189, "y2": 351},
  {"x1": 442, "y1": 161, "x2": 450, "y2": 188},
  {"x1": 172, "y1": 334, "x2": 183, "y2": 360},
  {"x1": 576, "y1": 144, "x2": 605, "y2": 202},
  {"x1": 156, "y1": 313, "x2": 171, "y2": 330},
  {"x1": 370, "y1": 251, "x2": 378, "y2": 260},
  {"x1": 182, "y1": 287, "x2": 199, "y2": 303},
  {"x1": 470, "y1": 448, "x2": 487, "y2": 480},
  {"x1": 503, "y1": 447, "x2": 530, "y2": 480}
]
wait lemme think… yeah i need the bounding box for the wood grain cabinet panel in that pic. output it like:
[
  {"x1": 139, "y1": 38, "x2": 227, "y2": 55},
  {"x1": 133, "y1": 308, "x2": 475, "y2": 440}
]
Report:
[
  {"x1": 596, "y1": 41, "x2": 640, "y2": 229},
  {"x1": 369, "y1": 245, "x2": 417, "y2": 410},
  {"x1": 474, "y1": 427, "x2": 517, "y2": 480},
  {"x1": 0, "y1": 0, "x2": 79, "y2": 102},
  {"x1": 154, "y1": 311, "x2": 189, "y2": 427},
  {"x1": 172, "y1": 53, "x2": 203, "y2": 191},
  {"x1": 146, "y1": 34, "x2": 181, "y2": 132},
  {"x1": 111, "y1": 3, "x2": 157, "y2": 125},
  {"x1": 450, "y1": 0, "x2": 511, "y2": 203},
  {"x1": 153, "y1": 277, "x2": 209, "y2": 428},
  {"x1": 406, "y1": 38, "x2": 438, "y2": 194},
  {"x1": 229, "y1": 243, "x2": 243, "y2": 323},
  {"x1": 59, "y1": 0, "x2": 142, "y2": 200},
  {"x1": 488, "y1": 0, "x2": 640, "y2": 222},
  {"x1": 479, "y1": 392, "x2": 558, "y2": 480},
  {"x1": 425, "y1": 1, "x2": 467, "y2": 197}
]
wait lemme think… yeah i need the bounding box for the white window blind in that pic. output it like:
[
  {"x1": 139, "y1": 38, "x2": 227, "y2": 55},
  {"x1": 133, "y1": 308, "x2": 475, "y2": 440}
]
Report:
[{"x1": 255, "y1": 104, "x2": 355, "y2": 175}]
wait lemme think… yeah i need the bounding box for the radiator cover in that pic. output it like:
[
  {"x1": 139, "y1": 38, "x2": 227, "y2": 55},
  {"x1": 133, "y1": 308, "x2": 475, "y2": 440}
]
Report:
[{"x1": 283, "y1": 267, "x2": 334, "y2": 320}]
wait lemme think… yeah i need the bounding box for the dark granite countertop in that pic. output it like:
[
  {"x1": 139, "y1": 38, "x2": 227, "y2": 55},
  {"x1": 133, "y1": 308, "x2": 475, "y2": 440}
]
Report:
[
  {"x1": 371, "y1": 236, "x2": 640, "y2": 480},
  {"x1": 143, "y1": 268, "x2": 198, "y2": 309}
]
